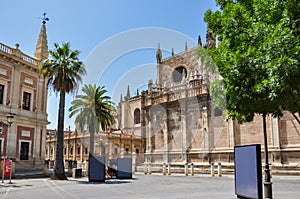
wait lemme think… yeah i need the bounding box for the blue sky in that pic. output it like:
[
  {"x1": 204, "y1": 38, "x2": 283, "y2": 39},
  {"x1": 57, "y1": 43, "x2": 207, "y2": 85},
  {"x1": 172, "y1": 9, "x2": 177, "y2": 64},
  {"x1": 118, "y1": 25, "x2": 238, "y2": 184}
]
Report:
[{"x1": 1, "y1": 0, "x2": 217, "y2": 130}]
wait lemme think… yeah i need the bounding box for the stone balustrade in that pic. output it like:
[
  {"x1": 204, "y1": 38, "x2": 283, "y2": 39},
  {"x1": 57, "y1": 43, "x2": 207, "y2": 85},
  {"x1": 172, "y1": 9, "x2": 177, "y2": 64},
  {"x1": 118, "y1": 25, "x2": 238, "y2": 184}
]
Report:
[
  {"x1": 0, "y1": 42, "x2": 12, "y2": 54},
  {"x1": 144, "y1": 84, "x2": 209, "y2": 107},
  {"x1": 0, "y1": 42, "x2": 38, "y2": 66}
]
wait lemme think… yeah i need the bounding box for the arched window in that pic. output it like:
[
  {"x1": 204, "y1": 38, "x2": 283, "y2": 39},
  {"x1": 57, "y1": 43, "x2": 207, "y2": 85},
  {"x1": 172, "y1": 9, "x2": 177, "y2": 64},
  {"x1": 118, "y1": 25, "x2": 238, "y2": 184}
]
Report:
[
  {"x1": 172, "y1": 66, "x2": 187, "y2": 83},
  {"x1": 134, "y1": 108, "x2": 141, "y2": 124}
]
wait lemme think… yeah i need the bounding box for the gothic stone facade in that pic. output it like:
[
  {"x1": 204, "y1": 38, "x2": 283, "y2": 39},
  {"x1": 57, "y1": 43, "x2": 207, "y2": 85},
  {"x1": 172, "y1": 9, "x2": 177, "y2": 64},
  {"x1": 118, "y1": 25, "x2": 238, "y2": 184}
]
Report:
[{"x1": 118, "y1": 39, "x2": 300, "y2": 172}]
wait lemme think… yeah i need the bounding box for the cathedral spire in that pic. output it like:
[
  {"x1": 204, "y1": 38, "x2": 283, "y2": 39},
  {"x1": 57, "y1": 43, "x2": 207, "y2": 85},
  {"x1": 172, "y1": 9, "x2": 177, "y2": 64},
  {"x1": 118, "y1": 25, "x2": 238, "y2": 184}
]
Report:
[
  {"x1": 185, "y1": 42, "x2": 188, "y2": 52},
  {"x1": 156, "y1": 43, "x2": 162, "y2": 63},
  {"x1": 120, "y1": 94, "x2": 123, "y2": 102},
  {"x1": 34, "y1": 13, "x2": 49, "y2": 61},
  {"x1": 204, "y1": 30, "x2": 216, "y2": 49},
  {"x1": 125, "y1": 85, "x2": 130, "y2": 100},
  {"x1": 198, "y1": 35, "x2": 202, "y2": 47}
]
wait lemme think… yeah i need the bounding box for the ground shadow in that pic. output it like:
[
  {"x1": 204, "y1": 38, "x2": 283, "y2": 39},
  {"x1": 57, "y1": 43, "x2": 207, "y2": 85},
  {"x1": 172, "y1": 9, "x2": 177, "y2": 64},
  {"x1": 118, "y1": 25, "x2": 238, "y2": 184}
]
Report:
[{"x1": 74, "y1": 177, "x2": 136, "y2": 185}]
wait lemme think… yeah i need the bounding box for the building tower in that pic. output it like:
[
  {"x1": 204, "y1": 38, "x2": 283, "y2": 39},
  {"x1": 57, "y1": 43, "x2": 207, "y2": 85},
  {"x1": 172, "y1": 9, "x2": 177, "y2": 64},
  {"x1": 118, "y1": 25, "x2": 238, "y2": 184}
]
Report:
[{"x1": 34, "y1": 13, "x2": 49, "y2": 61}]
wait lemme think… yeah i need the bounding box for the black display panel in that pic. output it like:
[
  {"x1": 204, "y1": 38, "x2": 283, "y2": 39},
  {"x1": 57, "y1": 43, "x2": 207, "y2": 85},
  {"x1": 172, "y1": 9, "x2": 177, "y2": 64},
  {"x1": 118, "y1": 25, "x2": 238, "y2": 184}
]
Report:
[
  {"x1": 88, "y1": 155, "x2": 106, "y2": 182},
  {"x1": 117, "y1": 158, "x2": 132, "y2": 179},
  {"x1": 234, "y1": 144, "x2": 262, "y2": 199}
]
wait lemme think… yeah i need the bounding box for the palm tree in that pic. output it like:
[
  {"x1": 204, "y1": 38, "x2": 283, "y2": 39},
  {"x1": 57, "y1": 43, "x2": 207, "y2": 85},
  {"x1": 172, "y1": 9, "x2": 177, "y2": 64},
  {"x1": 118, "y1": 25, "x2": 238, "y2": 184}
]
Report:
[
  {"x1": 40, "y1": 42, "x2": 86, "y2": 180},
  {"x1": 69, "y1": 84, "x2": 115, "y2": 157}
]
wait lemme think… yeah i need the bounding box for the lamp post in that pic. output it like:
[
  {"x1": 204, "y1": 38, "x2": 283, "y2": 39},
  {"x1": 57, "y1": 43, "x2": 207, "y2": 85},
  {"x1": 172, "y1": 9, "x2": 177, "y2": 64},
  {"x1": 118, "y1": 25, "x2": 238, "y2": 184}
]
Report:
[
  {"x1": 1, "y1": 113, "x2": 14, "y2": 183},
  {"x1": 263, "y1": 113, "x2": 273, "y2": 199},
  {"x1": 6, "y1": 113, "x2": 14, "y2": 158}
]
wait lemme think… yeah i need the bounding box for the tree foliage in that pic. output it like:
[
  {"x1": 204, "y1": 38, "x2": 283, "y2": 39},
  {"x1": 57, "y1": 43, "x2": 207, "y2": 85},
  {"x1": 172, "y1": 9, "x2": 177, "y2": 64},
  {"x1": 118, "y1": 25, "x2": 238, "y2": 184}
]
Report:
[
  {"x1": 204, "y1": 0, "x2": 300, "y2": 123},
  {"x1": 40, "y1": 43, "x2": 86, "y2": 94},
  {"x1": 40, "y1": 42, "x2": 86, "y2": 180},
  {"x1": 69, "y1": 84, "x2": 115, "y2": 156}
]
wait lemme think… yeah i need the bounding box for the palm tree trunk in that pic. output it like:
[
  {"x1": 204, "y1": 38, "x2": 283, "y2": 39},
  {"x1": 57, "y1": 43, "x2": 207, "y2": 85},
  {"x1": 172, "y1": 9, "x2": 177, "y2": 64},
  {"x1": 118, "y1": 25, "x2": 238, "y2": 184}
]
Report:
[
  {"x1": 54, "y1": 90, "x2": 67, "y2": 180},
  {"x1": 89, "y1": 118, "x2": 95, "y2": 157}
]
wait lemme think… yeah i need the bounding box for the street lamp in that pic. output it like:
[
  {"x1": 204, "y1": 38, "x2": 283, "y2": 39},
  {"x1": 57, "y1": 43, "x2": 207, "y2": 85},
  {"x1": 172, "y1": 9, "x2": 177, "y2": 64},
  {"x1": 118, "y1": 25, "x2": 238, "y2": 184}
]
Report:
[
  {"x1": 7, "y1": 114, "x2": 14, "y2": 127},
  {"x1": 1, "y1": 113, "x2": 14, "y2": 183},
  {"x1": 0, "y1": 114, "x2": 14, "y2": 158}
]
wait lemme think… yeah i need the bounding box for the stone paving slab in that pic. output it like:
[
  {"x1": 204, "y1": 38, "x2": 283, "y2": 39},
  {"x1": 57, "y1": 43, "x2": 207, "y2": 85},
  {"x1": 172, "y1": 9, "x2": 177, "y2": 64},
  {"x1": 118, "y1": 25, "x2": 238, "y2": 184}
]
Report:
[{"x1": 0, "y1": 173, "x2": 299, "y2": 199}]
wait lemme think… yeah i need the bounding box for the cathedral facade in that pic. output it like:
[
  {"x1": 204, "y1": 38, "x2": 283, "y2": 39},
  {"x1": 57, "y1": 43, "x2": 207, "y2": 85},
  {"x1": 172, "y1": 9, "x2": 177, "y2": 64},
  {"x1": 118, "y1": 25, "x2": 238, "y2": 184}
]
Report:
[{"x1": 117, "y1": 33, "x2": 300, "y2": 173}]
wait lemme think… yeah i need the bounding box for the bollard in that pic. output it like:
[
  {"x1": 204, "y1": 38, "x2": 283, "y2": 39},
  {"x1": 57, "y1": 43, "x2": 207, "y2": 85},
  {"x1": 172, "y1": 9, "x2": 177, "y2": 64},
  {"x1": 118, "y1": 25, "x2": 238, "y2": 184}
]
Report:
[
  {"x1": 162, "y1": 163, "x2": 166, "y2": 175},
  {"x1": 190, "y1": 163, "x2": 194, "y2": 176},
  {"x1": 218, "y1": 162, "x2": 222, "y2": 177},
  {"x1": 132, "y1": 152, "x2": 136, "y2": 174},
  {"x1": 184, "y1": 163, "x2": 188, "y2": 176},
  {"x1": 144, "y1": 162, "x2": 148, "y2": 175},
  {"x1": 211, "y1": 162, "x2": 215, "y2": 177},
  {"x1": 148, "y1": 163, "x2": 152, "y2": 175},
  {"x1": 168, "y1": 163, "x2": 171, "y2": 175},
  {"x1": 43, "y1": 160, "x2": 49, "y2": 177}
]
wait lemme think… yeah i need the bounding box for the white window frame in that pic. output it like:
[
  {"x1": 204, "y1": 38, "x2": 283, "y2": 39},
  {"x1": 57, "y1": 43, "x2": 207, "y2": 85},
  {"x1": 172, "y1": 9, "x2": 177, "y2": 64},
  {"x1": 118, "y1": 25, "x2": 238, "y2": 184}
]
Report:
[
  {"x1": 0, "y1": 68, "x2": 7, "y2": 76},
  {"x1": 0, "y1": 138, "x2": 4, "y2": 154},
  {"x1": 21, "y1": 87, "x2": 34, "y2": 111},
  {"x1": 0, "y1": 81, "x2": 7, "y2": 106},
  {"x1": 18, "y1": 140, "x2": 32, "y2": 160}
]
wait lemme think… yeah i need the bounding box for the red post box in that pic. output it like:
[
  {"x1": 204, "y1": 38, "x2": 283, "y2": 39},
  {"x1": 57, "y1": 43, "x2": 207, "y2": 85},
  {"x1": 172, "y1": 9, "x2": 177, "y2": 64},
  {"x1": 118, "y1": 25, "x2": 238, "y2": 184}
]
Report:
[{"x1": 4, "y1": 159, "x2": 11, "y2": 178}]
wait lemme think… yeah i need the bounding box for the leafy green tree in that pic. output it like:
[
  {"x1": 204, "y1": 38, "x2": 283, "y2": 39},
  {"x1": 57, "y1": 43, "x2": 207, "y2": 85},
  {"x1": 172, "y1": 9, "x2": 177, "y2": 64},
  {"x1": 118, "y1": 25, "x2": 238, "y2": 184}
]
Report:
[
  {"x1": 204, "y1": 0, "x2": 300, "y2": 197},
  {"x1": 40, "y1": 42, "x2": 86, "y2": 180},
  {"x1": 205, "y1": 0, "x2": 300, "y2": 123},
  {"x1": 69, "y1": 84, "x2": 115, "y2": 157}
]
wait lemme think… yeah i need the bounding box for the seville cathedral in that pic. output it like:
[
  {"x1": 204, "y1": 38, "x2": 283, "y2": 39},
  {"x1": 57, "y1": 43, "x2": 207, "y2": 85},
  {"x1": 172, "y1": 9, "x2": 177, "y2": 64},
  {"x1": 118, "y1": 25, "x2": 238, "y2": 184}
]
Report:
[{"x1": 117, "y1": 32, "x2": 300, "y2": 174}]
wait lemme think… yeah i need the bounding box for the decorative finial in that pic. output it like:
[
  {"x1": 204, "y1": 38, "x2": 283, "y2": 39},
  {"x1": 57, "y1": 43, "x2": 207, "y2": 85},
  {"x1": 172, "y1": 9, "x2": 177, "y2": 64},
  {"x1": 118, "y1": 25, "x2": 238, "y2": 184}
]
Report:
[
  {"x1": 204, "y1": 30, "x2": 216, "y2": 49},
  {"x1": 185, "y1": 42, "x2": 188, "y2": 52},
  {"x1": 125, "y1": 85, "x2": 130, "y2": 100},
  {"x1": 15, "y1": 43, "x2": 20, "y2": 49},
  {"x1": 40, "y1": 12, "x2": 49, "y2": 24},
  {"x1": 156, "y1": 43, "x2": 162, "y2": 63},
  {"x1": 198, "y1": 35, "x2": 202, "y2": 47}
]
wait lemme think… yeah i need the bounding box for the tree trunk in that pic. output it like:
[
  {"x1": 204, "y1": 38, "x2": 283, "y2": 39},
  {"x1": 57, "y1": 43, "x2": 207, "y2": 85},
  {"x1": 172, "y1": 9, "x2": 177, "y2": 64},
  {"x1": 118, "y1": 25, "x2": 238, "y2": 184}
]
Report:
[
  {"x1": 53, "y1": 91, "x2": 67, "y2": 180},
  {"x1": 89, "y1": 118, "x2": 95, "y2": 157},
  {"x1": 262, "y1": 113, "x2": 272, "y2": 198}
]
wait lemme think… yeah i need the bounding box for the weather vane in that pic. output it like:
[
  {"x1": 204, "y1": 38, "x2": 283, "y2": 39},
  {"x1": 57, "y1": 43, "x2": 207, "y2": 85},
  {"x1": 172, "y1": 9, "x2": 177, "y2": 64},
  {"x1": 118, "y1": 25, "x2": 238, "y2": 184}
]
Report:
[{"x1": 40, "y1": 12, "x2": 49, "y2": 24}]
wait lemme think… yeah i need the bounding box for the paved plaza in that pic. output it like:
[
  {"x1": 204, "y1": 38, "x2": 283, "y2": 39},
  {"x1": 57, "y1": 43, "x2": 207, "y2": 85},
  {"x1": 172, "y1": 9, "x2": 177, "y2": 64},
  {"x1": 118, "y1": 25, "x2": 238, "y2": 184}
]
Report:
[{"x1": 0, "y1": 173, "x2": 299, "y2": 199}]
